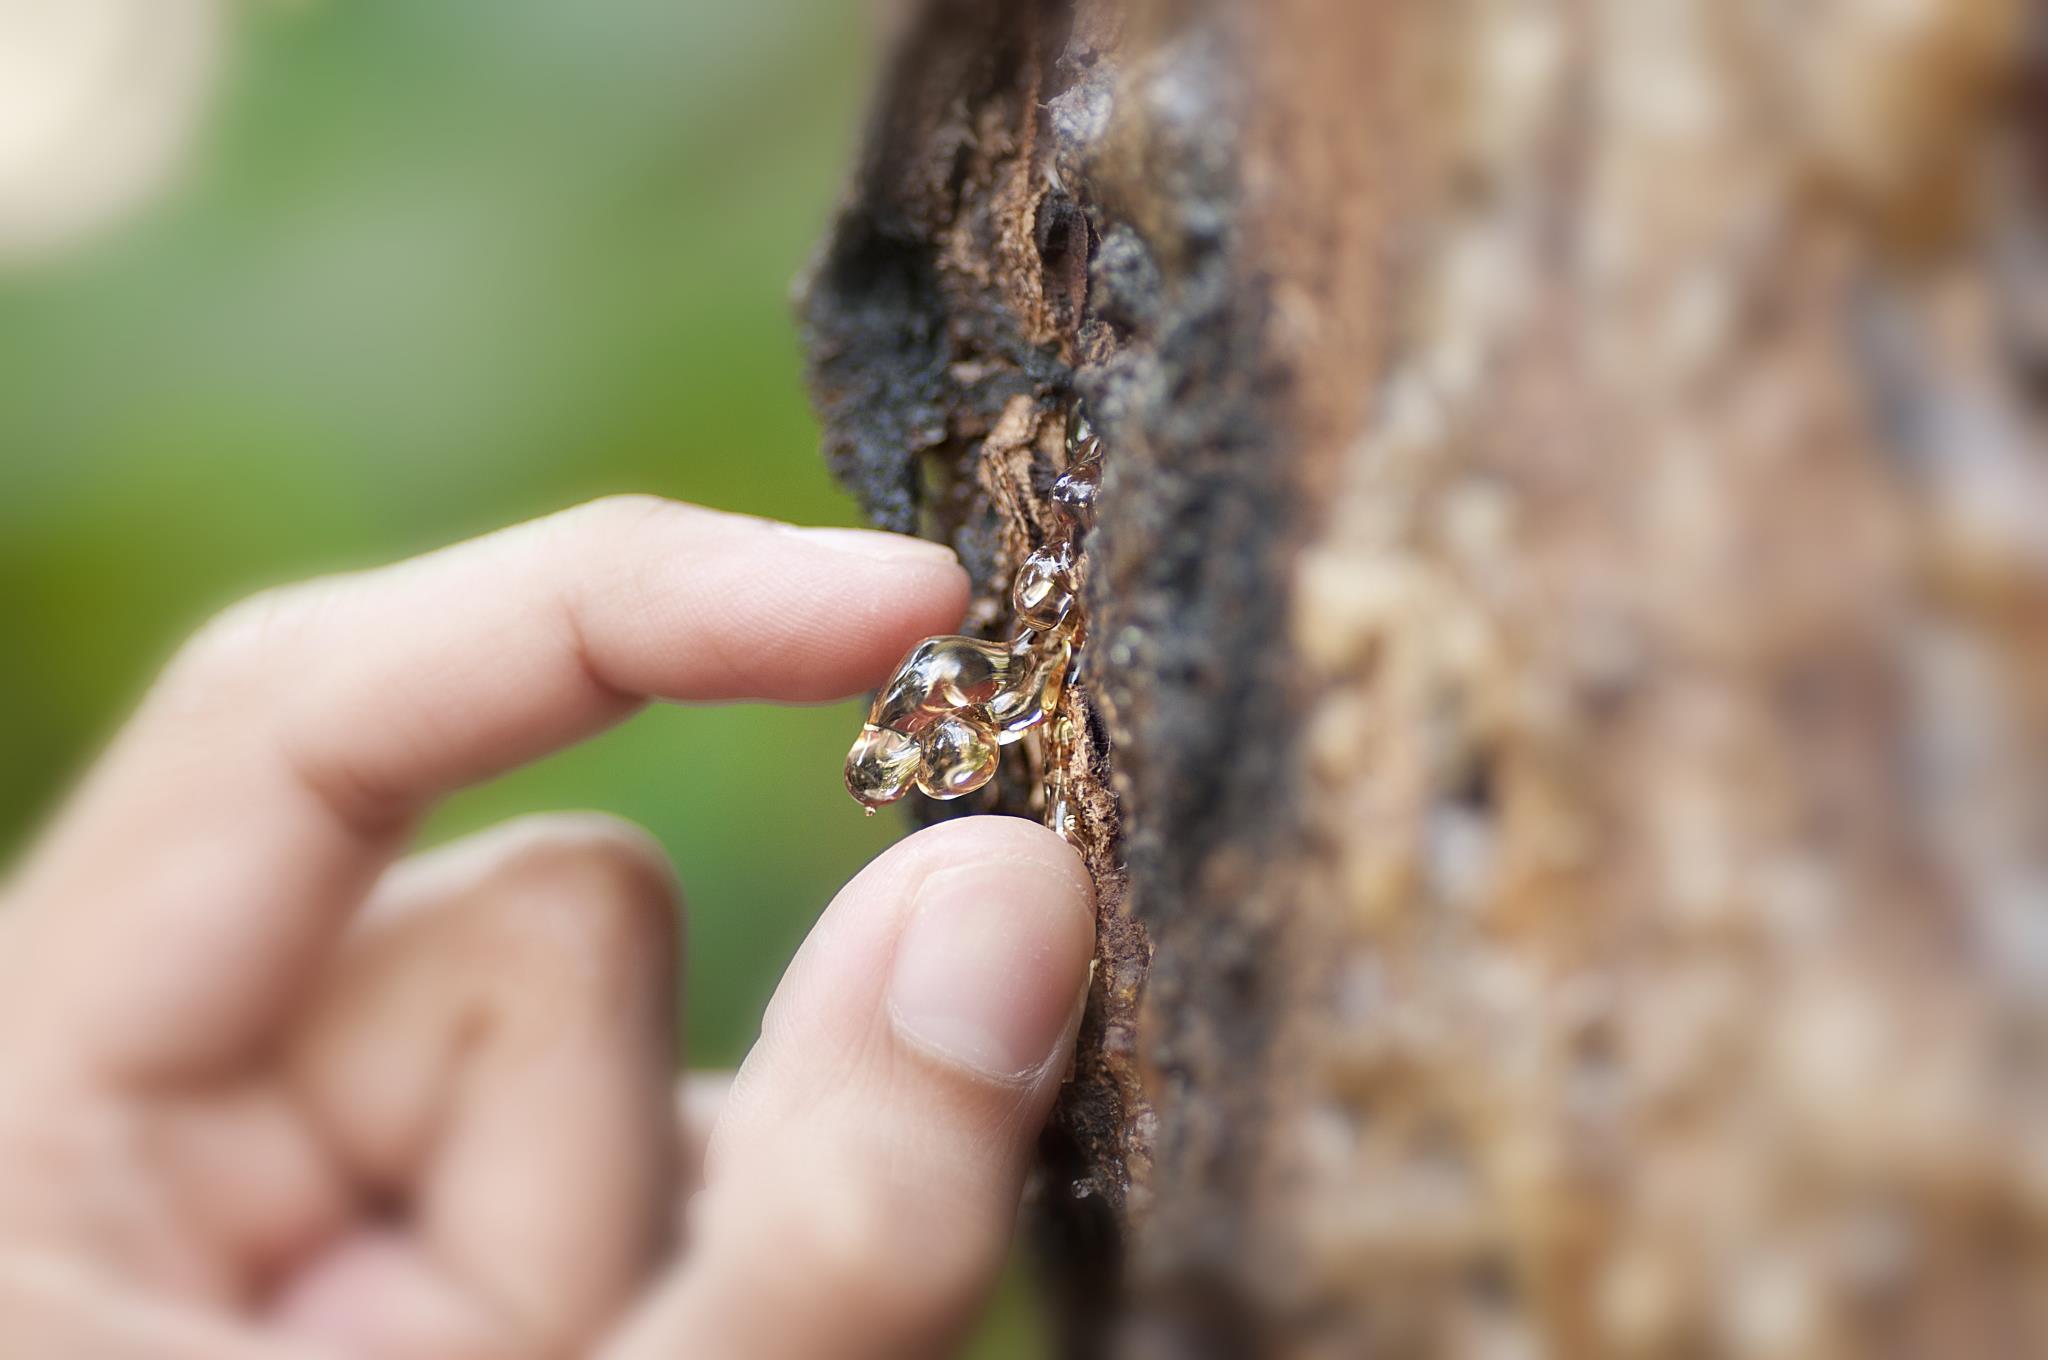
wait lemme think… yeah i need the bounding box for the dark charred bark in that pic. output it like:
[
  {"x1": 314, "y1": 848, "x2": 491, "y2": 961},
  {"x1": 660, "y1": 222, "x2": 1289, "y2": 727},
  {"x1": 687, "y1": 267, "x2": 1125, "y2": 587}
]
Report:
[{"x1": 802, "y1": 1, "x2": 2048, "y2": 1356}]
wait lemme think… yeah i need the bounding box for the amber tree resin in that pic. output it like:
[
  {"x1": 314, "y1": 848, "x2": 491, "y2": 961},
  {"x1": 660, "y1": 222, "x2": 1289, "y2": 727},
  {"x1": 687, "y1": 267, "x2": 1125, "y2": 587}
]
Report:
[{"x1": 845, "y1": 400, "x2": 1102, "y2": 835}]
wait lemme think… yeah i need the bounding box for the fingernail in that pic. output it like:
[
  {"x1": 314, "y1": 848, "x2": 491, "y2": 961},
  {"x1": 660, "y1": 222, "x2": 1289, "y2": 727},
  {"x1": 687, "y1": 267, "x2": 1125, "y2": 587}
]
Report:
[
  {"x1": 788, "y1": 526, "x2": 961, "y2": 567},
  {"x1": 888, "y1": 859, "x2": 1094, "y2": 1083}
]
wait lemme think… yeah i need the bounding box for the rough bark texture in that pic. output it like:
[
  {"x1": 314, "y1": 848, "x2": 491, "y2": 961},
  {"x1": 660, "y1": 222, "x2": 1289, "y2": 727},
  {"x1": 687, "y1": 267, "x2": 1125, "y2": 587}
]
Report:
[{"x1": 802, "y1": 1, "x2": 2048, "y2": 1356}]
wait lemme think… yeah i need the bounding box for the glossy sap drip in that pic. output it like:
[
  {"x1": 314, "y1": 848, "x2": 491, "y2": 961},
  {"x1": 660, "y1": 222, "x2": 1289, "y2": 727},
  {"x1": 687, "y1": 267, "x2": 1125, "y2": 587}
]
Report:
[{"x1": 844, "y1": 400, "x2": 1100, "y2": 819}]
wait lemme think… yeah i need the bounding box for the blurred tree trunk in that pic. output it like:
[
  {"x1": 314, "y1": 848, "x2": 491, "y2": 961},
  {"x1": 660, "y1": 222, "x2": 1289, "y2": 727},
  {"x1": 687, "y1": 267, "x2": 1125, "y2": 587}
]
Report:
[{"x1": 800, "y1": 1, "x2": 2048, "y2": 1355}]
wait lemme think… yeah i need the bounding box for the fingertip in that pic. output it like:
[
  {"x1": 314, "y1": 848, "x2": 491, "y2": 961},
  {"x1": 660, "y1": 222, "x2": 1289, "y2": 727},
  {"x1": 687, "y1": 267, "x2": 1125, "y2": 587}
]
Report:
[
  {"x1": 581, "y1": 506, "x2": 973, "y2": 704},
  {"x1": 757, "y1": 816, "x2": 1094, "y2": 1069},
  {"x1": 891, "y1": 815, "x2": 1095, "y2": 907},
  {"x1": 868, "y1": 818, "x2": 1095, "y2": 1085},
  {"x1": 777, "y1": 525, "x2": 965, "y2": 572},
  {"x1": 888, "y1": 887, "x2": 1092, "y2": 1087},
  {"x1": 840, "y1": 547, "x2": 975, "y2": 690}
]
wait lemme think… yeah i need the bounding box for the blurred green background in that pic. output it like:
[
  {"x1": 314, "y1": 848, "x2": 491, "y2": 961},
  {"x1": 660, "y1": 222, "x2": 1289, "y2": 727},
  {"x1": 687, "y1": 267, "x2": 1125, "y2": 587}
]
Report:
[{"x1": 0, "y1": 1, "x2": 1042, "y2": 1352}]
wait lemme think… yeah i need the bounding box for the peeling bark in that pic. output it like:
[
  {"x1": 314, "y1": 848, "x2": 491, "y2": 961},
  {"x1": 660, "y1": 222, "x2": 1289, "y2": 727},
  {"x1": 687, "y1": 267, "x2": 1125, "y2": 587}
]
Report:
[{"x1": 802, "y1": 1, "x2": 2048, "y2": 1355}]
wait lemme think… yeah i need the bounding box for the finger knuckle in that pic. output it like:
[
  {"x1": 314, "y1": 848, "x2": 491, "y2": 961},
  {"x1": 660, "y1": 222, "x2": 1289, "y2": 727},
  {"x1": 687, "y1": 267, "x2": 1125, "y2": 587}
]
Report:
[
  {"x1": 487, "y1": 814, "x2": 684, "y2": 979},
  {"x1": 560, "y1": 493, "x2": 679, "y2": 545},
  {"x1": 166, "y1": 585, "x2": 314, "y2": 691}
]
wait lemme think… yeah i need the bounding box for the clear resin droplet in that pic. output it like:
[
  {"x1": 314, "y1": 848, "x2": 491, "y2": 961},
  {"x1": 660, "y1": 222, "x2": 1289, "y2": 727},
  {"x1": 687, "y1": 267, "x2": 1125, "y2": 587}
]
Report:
[
  {"x1": 1050, "y1": 466, "x2": 1100, "y2": 527},
  {"x1": 1067, "y1": 407, "x2": 1102, "y2": 464},
  {"x1": 869, "y1": 635, "x2": 1014, "y2": 732},
  {"x1": 921, "y1": 635, "x2": 1013, "y2": 707},
  {"x1": 1012, "y1": 544, "x2": 1077, "y2": 631},
  {"x1": 1049, "y1": 791, "x2": 1082, "y2": 842},
  {"x1": 843, "y1": 395, "x2": 1102, "y2": 815},
  {"x1": 1043, "y1": 718, "x2": 1084, "y2": 844},
  {"x1": 914, "y1": 713, "x2": 1000, "y2": 799},
  {"x1": 844, "y1": 724, "x2": 921, "y2": 809},
  {"x1": 987, "y1": 632, "x2": 1072, "y2": 743}
]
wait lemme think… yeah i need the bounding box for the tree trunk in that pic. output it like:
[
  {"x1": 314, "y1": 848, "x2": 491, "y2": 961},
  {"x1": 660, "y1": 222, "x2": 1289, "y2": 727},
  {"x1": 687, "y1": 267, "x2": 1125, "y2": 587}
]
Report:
[{"x1": 800, "y1": 1, "x2": 2048, "y2": 1355}]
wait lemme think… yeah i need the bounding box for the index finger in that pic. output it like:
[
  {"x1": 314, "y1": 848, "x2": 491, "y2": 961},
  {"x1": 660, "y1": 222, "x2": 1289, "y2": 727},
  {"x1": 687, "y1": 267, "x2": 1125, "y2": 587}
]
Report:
[{"x1": 4, "y1": 496, "x2": 968, "y2": 1076}]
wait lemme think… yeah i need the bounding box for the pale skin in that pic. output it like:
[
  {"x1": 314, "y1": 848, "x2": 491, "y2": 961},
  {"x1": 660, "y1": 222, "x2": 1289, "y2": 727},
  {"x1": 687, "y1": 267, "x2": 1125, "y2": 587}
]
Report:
[{"x1": 0, "y1": 495, "x2": 1097, "y2": 1359}]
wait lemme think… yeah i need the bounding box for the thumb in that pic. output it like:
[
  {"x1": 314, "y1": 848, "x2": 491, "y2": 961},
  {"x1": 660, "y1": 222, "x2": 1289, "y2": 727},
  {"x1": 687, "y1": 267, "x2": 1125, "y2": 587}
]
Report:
[{"x1": 604, "y1": 816, "x2": 1095, "y2": 1360}]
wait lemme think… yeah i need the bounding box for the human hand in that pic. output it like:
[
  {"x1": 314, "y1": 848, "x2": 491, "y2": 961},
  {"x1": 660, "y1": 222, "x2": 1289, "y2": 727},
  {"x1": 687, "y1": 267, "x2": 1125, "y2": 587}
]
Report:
[{"x1": 0, "y1": 497, "x2": 1097, "y2": 1359}]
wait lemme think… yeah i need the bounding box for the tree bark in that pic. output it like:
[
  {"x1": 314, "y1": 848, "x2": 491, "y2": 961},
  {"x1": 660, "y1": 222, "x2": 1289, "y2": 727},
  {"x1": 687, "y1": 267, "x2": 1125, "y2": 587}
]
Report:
[{"x1": 801, "y1": 1, "x2": 2048, "y2": 1355}]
